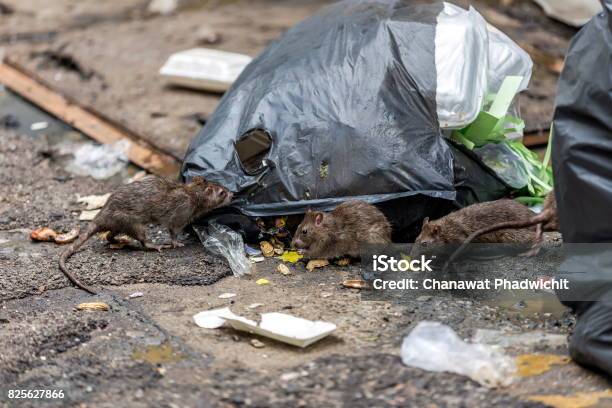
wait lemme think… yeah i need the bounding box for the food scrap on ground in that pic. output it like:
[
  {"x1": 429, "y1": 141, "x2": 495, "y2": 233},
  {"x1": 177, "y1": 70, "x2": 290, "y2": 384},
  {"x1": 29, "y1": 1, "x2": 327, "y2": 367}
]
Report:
[{"x1": 306, "y1": 259, "x2": 329, "y2": 272}]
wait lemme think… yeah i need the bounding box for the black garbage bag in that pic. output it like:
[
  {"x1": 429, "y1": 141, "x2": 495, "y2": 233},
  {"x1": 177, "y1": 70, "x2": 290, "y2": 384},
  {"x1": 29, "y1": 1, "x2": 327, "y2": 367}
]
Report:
[
  {"x1": 182, "y1": 0, "x2": 510, "y2": 224},
  {"x1": 552, "y1": 0, "x2": 612, "y2": 376}
]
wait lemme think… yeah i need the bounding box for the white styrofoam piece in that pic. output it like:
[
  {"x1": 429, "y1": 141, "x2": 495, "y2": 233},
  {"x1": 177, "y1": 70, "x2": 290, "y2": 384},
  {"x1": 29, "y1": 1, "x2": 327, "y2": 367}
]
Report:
[
  {"x1": 193, "y1": 307, "x2": 240, "y2": 329},
  {"x1": 533, "y1": 0, "x2": 602, "y2": 27},
  {"x1": 222, "y1": 312, "x2": 337, "y2": 348},
  {"x1": 193, "y1": 307, "x2": 337, "y2": 348},
  {"x1": 159, "y1": 48, "x2": 252, "y2": 92}
]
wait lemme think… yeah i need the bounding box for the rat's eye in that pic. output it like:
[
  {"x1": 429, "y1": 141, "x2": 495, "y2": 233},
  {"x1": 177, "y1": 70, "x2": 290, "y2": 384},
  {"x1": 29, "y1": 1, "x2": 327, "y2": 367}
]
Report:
[
  {"x1": 219, "y1": 190, "x2": 226, "y2": 197},
  {"x1": 302, "y1": 229, "x2": 308, "y2": 235}
]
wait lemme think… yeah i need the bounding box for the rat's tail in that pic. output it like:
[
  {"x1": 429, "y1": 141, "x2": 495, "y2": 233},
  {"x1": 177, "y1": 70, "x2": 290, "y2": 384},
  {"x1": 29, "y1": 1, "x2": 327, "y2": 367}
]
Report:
[
  {"x1": 443, "y1": 210, "x2": 553, "y2": 270},
  {"x1": 59, "y1": 224, "x2": 100, "y2": 294}
]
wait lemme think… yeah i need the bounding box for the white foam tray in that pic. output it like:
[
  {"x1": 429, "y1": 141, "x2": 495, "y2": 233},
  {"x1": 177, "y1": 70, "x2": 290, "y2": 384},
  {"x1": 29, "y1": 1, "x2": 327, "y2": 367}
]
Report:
[{"x1": 159, "y1": 48, "x2": 252, "y2": 92}]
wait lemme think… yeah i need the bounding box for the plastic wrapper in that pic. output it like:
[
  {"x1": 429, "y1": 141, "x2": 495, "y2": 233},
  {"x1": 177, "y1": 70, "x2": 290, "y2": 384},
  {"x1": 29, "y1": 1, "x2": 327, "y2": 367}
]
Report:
[
  {"x1": 65, "y1": 140, "x2": 129, "y2": 180},
  {"x1": 474, "y1": 143, "x2": 529, "y2": 190},
  {"x1": 194, "y1": 222, "x2": 252, "y2": 277},
  {"x1": 182, "y1": 1, "x2": 530, "y2": 220},
  {"x1": 401, "y1": 321, "x2": 515, "y2": 388}
]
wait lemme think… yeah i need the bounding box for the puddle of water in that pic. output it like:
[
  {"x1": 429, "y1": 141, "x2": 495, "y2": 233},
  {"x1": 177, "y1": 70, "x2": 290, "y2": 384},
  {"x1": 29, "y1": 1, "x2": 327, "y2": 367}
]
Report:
[
  {"x1": 482, "y1": 290, "x2": 568, "y2": 319},
  {"x1": 0, "y1": 85, "x2": 140, "y2": 181},
  {"x1": 0, "y1": 85, "x2": 74, "y2": 139},
  {"x1": 131, "y1": 343, "x2": 183, "y2": 365}
]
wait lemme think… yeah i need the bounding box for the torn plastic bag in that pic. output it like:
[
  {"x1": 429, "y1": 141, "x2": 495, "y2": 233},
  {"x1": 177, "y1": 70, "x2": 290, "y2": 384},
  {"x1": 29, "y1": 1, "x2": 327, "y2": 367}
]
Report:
[
  {"x1": 182, "y1": 1, "x2": 531, "y2": 218},
  {"x1": 551, "y1": 1, "x2": 612, "y2": 375}
]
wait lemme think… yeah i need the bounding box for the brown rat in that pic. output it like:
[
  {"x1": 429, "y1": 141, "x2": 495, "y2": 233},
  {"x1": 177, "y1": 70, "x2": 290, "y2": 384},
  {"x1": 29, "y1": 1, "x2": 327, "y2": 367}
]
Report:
[
  {"x1": 59, "y1": 176, "x2": 233, "y2": 294},
  {"x1": 445, "y1": 192, "x2": 558, "y2": 264},
  {"x1": 291, "y1": 200, "x2": 392, "y2": 259},
  {"x1": 413, "y1": 198, "x2": 537, "y2": 257}
]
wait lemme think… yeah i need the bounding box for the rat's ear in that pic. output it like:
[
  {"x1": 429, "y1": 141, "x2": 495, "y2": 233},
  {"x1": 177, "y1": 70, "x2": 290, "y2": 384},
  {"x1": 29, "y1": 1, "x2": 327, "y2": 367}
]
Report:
[
  {"x1": 422, "y1": 217, "x2": 430, "y2": 227},
  {"x1": 314, "y1": 212, "x2": 323, "y2": 226},
  {"x1": 431, "y1": 224, "x2": 441, "y2": 236}
]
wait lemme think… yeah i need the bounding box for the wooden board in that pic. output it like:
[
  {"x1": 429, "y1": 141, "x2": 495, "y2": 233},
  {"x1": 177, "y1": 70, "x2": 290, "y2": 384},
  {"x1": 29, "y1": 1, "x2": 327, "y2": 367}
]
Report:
[{"x1": 0, "y1": 59, "x2": 180, "y2": 177}]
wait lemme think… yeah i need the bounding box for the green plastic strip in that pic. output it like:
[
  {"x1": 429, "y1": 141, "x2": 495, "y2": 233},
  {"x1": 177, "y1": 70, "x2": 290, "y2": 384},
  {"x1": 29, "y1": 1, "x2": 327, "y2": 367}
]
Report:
[{"x1": 488, "y1": 76, "x2": 524, "y2": 118}]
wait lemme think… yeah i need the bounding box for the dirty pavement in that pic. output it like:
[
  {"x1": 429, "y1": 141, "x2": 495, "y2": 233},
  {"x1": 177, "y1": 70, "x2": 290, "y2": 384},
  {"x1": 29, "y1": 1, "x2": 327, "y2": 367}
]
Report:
[
  {"x1": 1, "y1": 1, "x2": 612, "y2": 407},
  {"x1": 1, "y1": 108, "x2": 609, "y2": 407}
]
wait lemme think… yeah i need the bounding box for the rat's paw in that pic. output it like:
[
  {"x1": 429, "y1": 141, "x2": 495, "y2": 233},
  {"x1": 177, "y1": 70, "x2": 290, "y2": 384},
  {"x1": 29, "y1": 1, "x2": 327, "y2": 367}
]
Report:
[{"x1": 171, "y1": 240, "x2": 185, "y2": 248}]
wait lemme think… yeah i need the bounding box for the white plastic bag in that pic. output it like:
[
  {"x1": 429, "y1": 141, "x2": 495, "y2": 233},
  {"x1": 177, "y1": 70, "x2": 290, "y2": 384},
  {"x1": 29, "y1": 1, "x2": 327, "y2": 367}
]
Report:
[
  {"x1": 435, "y1": 3, "x2": 532, "y2": 129},
  {"x1": 401, "y1": 321, "x2": 516, "y2": 388}
]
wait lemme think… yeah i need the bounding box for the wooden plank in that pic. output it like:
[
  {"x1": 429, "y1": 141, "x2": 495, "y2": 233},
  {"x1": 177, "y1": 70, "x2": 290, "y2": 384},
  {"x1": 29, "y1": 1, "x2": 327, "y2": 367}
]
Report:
[
  {"x1": 0, "y1": 59, "x2": 180, "y2": 177},
  {"x1": 524, "y1": 130, "x2": 551, "y2": 147}
]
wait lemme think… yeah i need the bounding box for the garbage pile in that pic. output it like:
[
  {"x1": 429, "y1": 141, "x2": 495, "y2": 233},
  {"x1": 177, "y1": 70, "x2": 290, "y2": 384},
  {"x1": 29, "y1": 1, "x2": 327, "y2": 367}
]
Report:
[{"x1": 182, "y1": 0, "x2": 549, "y2": 227}]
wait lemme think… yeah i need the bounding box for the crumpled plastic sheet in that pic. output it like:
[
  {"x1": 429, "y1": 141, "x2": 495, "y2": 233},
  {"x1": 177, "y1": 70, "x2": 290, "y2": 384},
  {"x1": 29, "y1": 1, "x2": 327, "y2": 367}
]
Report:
[
  {"x1": 401, "y1": 321, "x2": 516, "y2": 388},
  {"x1": 473, "y1": 142, "x2": 530, "y2": 190},
  {"x1": 65, "y1": 140, "x2": 130, "y2": 180},
  {"x1": 194, "y1": 222, "x2": 252, "y2": 277}
]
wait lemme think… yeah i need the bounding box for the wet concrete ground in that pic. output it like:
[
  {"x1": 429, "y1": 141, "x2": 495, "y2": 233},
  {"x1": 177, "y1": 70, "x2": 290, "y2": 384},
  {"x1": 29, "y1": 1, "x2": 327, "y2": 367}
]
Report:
[{"x1": 1, "y1": 91, "x2": 611, "y2": 407}]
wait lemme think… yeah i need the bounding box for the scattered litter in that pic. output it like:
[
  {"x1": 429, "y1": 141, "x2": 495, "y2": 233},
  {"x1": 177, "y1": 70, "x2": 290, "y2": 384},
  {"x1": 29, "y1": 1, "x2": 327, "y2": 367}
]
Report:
[
  {"x1": 274, "y1": 247, "x2": 284, "y2": 255},
  {"x1": 277, "y1": 264, "x2": 291, "y2": 275},
  {"x1": 30, "y1": 121, "x2": 48, "y2": 131},
  {"x1": 30, "y1": 225, "x2": 79, "y2": 244},
  {"x1": 533, "y1": 0, "x2": 602, "y2": 27},
  {"x1": 195, "y1": 223, "x2": 253, "y2": 277},
  {"x1": 529, "y1": 390, "x2": 612, "y2": 408},
  {"x1": 147, "y1": 0, "x2": 178, "y2": 15},
  {"x1": 76, "y1": 193, "x2": 111, "y2": 210},
  {"x1": 256, "y1": 278, "x2": 270, "y2": 286},
  {"x1": 248, "y1": 303, "x2": 264, "y2": 310},
  {"x1": 401, "y1": 321, "x2": 515, "y2": 388},
  {"x1": 54, "y1": 227, "x2": 80, "y2": 244},
  {"x1": 336, "y1": 258, "x2": 351, "y2": 266},
  {"x1": 79, "y1": 209, "x2": 100, "y2": 221},
  {"x1": 306, "y1": 259, "x2": 329, "y2": 272},
  {"x1": 194, "y1": 307, "x2": 336, "y2": 347},
  {"x1": 473, "y1": 329, "x2": 567, "y2": 349},
  {"x1": 159, "y1": 48, "x2": 252, "y2": 93},
  {"x1": 225, "y1": 312, "x2": 336, "y2": 348},
  {"x1": 250, "y1": 256, "x2": 265, "y2": 263},
  {"x1": 280, "y1": 251, "x2": 303, "y2": 263},
  {"x1": 218, "y1": 293, "x2": 237, "y2": 299},
  {"x1": 30, "y1": 227, "x2": 57, "y2": 242},
  {"x1": 76, "y1": 302, "x2": 110, "y2": 312},
  {"x1": 65, "y1": 140, "x2": 130, "y2": 180},
  {"x1": 342, "y1": 279, "x2": 369, "y2": 290},
  {"x1": 260, "y1": 241, "x2": 274, "y2": 257},
  {"x1": 245, "y1": 244, "x2": 262, "y2": 256},
  {"x1": 515, "y1": 354, "x2": 571, "y2": 377},
  {"x1": 250, "y1": 339, "x2": 266, "y2": 348},
  {"x1": 280, "y1": 372, "x2": 303, "y2": 381},
  {"x1": 193, "y1": 307, "x2": 239, "y2": 329},
  {"x1": 321, "y1": 292, "x2": 332, "y2": 298},
  {"x1": 128, "y1": 292, "x2": 144, "y2": 299}
]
